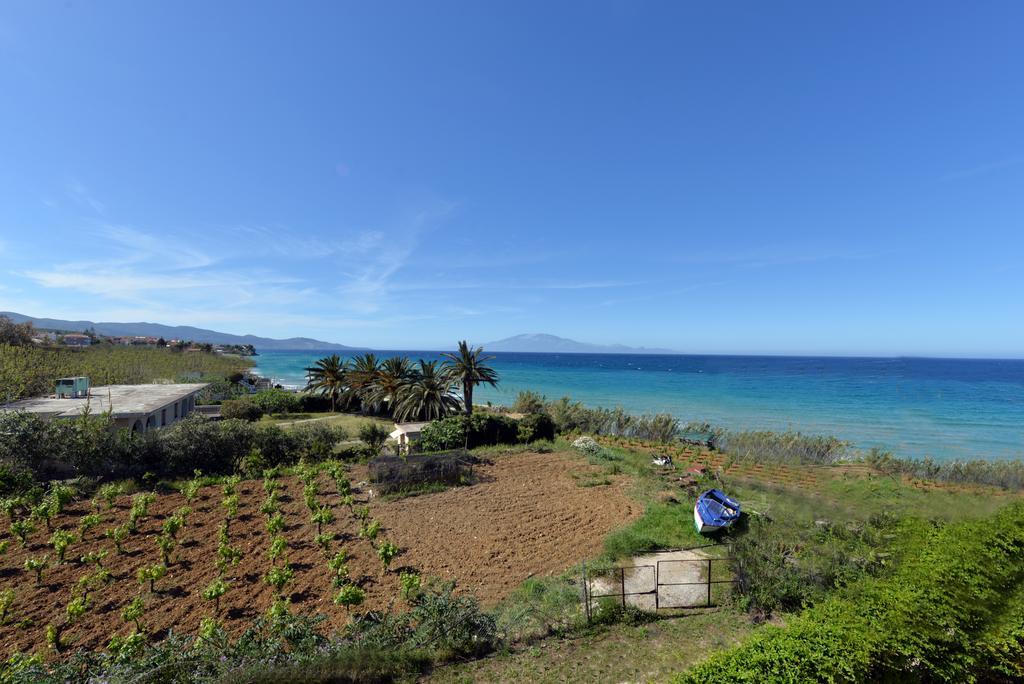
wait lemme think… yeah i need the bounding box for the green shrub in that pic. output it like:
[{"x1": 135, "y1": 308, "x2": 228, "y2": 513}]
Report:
[
  {"x1": 334, "y1": 443, "x2": 371, "y2": 461},
  {"x1": 291, "y1": 423, "x2": 347, "y2": 461},
  {"x1": 719, "y1": 429, "x2": 848, "y2": 465},
  {"x1": 674, "y1": 501, "x2": 1024, "y2": 683},
  {"x1": 866, "y1": 448, "x2": 1024, "y2": 491},
  {"x1": 252, "y1": 388, "x2": 299, "y2": 416},
  {"x1": 419, "y1": 413, "x2": 519, "y2": 451},
  {"x1": 511, "y1": 390, "x2": 547, "y2": 414},
  {"x1": 219, "y1": 398, "x2": 264, "y2": 422},
  {"x1": 357, "y1": 423, "x2": 391, "y2": 458},
  {"x1": 517, "y1": 412, "x2": 556, "y2": 443},
  {"x1": 728, "y1": 513, "x2": 896, "y2": 617}
]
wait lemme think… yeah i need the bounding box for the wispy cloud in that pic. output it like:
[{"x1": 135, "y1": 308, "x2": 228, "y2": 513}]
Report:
[
  {"x1": 99, "y1": 224, "x2": 217, "y2": 270},
  {"x1": 940, "y1": 158, "x2": 1023, "y2": 182},
  {"x1": 333, "y1": 202, "x2": 456, "y2": 314},
  {"x1": 17, "y1": 189, "x2": 462, "y2": 340},
  {"x1": 234, "y1": 225, "x2": 384, "y2": 260},
  {"x1": 66, "y1": 179, "x2": 106, "y2": 215},
  {"x1": 389, "y1": 278, "x2": 646, "y2": 292}
]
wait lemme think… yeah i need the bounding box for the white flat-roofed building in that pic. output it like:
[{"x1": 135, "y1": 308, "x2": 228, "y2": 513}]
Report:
[
  {"x1": 389, "y1": 421, "x2": 430, "y2": 454},
  {"x1": 1, "y1": 383, "x2": 208, "y2": 433}
]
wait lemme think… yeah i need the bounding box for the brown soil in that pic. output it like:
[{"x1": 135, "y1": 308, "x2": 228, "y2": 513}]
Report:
[
  {"x1": 367, "y1": 451, "x2": 639, "y2": 606},
  {"x1": 0, "y1": 450, "x2": 636, "y2": 656}
]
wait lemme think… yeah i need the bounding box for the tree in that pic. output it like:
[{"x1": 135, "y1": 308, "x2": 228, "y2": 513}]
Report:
[
  {"x1": 304, "y1": 355, "x2": 349, "y2": 412},
  {"x1": 358, "y1": 422, "x2": 391, "y2": 458},
  {"x1": 442, "y1": 341, "x2": 499, "y2": 416},
  {"x1": 346, "y1": 353, "x2": 382, "y2": 413},
  {"x1": 252, "y1": 388, "x2": 298, "y2": 416},
  {"x1": 393, "y1": 360, "x2": 461, "y2": 422},
  {"x1": 363, "y1": 356, "x2": 414, "y2": 415},
  {"x1": 0, "y1": 316, "x2": 35, "y2": 346}
]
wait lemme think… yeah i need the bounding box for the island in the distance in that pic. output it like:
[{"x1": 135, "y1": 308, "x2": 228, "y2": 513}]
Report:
[{"x1": 484, "y1": 333, "x2": 678, "y2": 354}]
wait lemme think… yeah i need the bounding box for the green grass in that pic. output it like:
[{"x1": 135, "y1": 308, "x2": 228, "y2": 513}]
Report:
[
  {"x1": 259, "y1": 411, "x2": 391, "y2": 433},
  {"x1": 428, "y1": 610, "x2": 755, "y2": 684},
  {"x1": 726, "y1": 471, "x2": 1014, "y2": 527},
  {"x1": 602, "y1": 501, "x2": 705, "y2": 559}
]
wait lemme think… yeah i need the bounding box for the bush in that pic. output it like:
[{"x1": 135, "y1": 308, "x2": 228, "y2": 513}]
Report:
[
  {"x1": 251, "y1": 424, "x2": 298, "y2": 468},
  {"x1": 252, "y1": 389, "x2": 299, "y2": 416},
  {"x1": 719, "y1": 430, "x2": 848, "y2": 465},
  {"x1": 866, "y1": 448, "x2": 1024, "y2": 491},
  {"x1": 419, "y1": 414, "x2": 519, "y2": 452},
  {"x1": 291, "y1": 423, "x2": 347, "y2": 461},
  {"x1": 571, "y1": 436, "x2": 602, "y2": 456},
  {"x1": 631, "y1": 413, "x2": 680, "y2": 443},
  {"x1": 334, "y1": 443, "x2": 372, "y2": 462},
  {"x1": 220, "y1": 398, "x2": 264, "y2": 422},
  {"x1": 511, "y1": 390, "x2": 547, "y2": 415},
  {"x1": 542, "y1": 396, "x2": 678, "y2": 442},
  {"x1": 368, "y1": 452, "x2": 475, "y2": 495},
  {"x1": 358, "y1": 423, "x2": 391, "y2": 458},
  {"x1": 673, "y1": 502, "x2": 1024, "y2": 683},
  {"x1": 728, "y1": 514, "x2": 895, "y2": 618},
  {"x1": 161, "y1": 416, "x2": 254, "y2": 474},
  {"x1": 298, "y1": 393, "x2": 334, "y2": 413},
  {"x1": 517, "y1": 412, "x2": 556, "y2": 443}
]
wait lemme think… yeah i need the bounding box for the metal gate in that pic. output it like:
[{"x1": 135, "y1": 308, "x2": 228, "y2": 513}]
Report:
[{"x1": 584, "y1": 553, "x2": 735, "y2": 619}]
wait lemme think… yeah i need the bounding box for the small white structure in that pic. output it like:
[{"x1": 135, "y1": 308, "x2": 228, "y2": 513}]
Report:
[
  {"x1": 1, "y1": 383, "x2": 208, "y2": 433},
  {"x1": 389, "y1": 422, "x2": 430, "y2": 454}
]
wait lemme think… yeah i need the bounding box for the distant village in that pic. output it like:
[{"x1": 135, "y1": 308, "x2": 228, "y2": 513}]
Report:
[{"x1": 27, "y1": 328, "x2": 257, "y2": 356}]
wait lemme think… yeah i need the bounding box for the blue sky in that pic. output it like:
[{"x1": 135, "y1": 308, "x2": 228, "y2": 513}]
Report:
[{"x1": 0, "y1": 2, "x2": 1021, "y2": 357}]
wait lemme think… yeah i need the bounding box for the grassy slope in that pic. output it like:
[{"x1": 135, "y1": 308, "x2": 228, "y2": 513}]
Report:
[
  {"x1": 259, "y1": 411, "x2": 391, "y2": 433},
  {"x1": 430, "y1": 611, "x2": 754, "y2": 684}
]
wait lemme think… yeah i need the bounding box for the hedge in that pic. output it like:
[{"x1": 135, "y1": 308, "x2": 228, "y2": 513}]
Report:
[
  {"x1": 0, "y1": 412, "x2": 348, "y2": 489},
  {"x1": 673, "y1": 501, "x2": 1024, "y2": 683}
]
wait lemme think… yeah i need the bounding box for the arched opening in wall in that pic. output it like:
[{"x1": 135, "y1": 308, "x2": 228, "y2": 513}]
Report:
[
  {"x1": 132, "y1": 419, "x2": 144, "y2": 433},
  {"x1": 146, "y1": 415, "x2": 157, "y2": 431}
]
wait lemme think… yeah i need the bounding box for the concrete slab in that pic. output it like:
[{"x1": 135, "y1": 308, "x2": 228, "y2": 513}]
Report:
[
  {"x1": 2, "y1": 383, "x2": 208, "y2": 419},
  {"x1": 588, "y1": 548, "x2": 717, "y2": 610}
]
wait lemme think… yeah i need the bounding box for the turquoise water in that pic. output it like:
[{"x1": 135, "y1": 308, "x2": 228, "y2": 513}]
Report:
[{"x1": 254, "y1": 350, "x2": 1024, "y2": 462}]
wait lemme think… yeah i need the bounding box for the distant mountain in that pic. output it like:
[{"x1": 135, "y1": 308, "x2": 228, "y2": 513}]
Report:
[
  {"x1": 1, "y1": 312, "x2": 358, "y2": 352},
  {"x1": 485, "y1": 333, "x2": 678, "y2": 355}
]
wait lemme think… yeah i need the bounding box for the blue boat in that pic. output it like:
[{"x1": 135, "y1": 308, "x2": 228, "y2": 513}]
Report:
[{"x1": 694, "y1": 489, "x2": 741, "y2": 534}]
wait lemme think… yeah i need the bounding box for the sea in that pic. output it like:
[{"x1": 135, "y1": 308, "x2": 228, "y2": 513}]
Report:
[{"x1": 254, "y1": 351, "x2": 1024, "y2": 462}]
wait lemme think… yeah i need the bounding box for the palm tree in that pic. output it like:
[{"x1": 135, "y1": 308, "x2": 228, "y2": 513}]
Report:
[
  {"x1": 304, "y1": 355, "x2": 350, "y2": 412},
  {"x1": 441, "y1": 341, "x2": 499, "y2": 416},
  {"x1": 364, "y1": 356, "x2": 415, "y2": 416},
  {"x1": 346, "y1": 353, "x2": 382, "y2": 414},
  {"x1": 393, "y1": 360, "x2": 461, "y2": 422}
]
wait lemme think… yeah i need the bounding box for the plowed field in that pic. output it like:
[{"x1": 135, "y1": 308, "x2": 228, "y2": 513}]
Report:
[{"x1": 0, "y1": 450, "x2": 637, "y2": 655}]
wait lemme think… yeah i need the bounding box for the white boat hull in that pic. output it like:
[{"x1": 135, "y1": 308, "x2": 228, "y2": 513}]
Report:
[{"x1": 694, "y1": 503, "x2": 725, "y2": 534}]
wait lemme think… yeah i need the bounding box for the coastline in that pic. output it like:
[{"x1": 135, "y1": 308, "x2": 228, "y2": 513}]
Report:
[{"x1": 253, "y1": 349, "x2": 1024, "y2": 462}]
